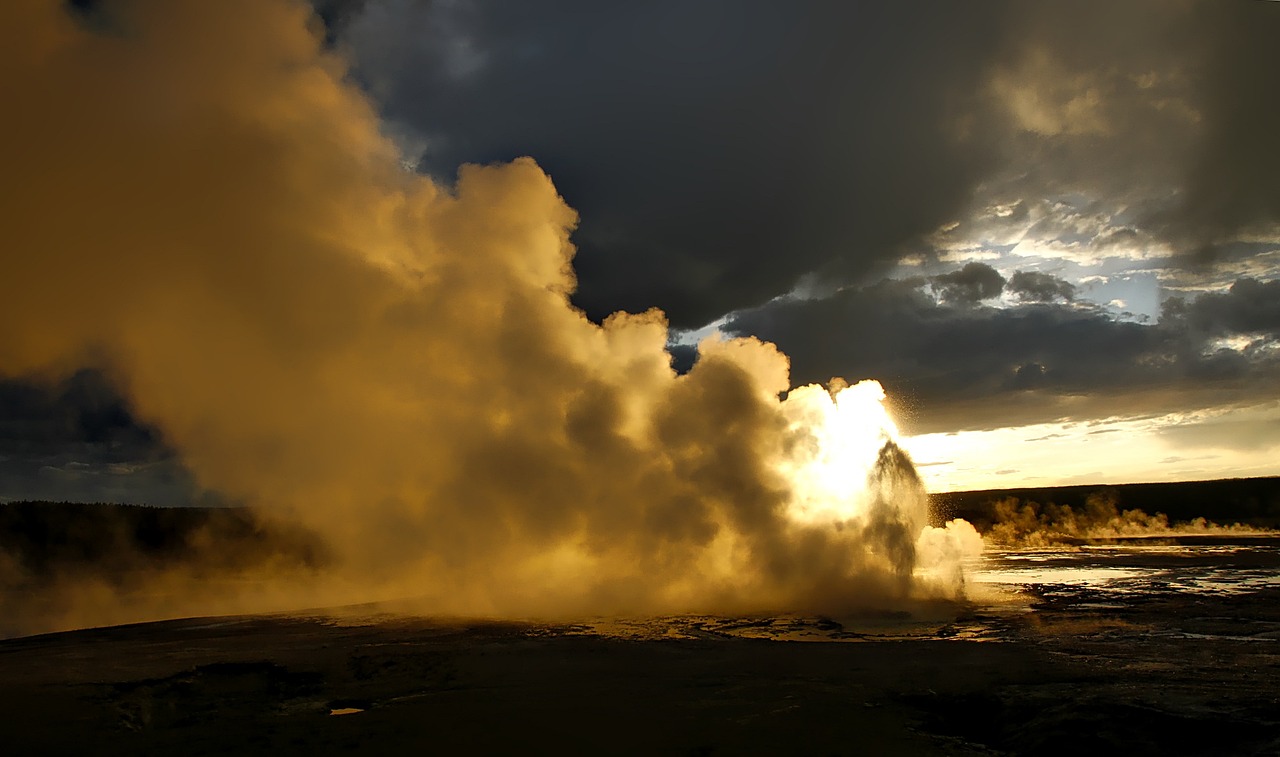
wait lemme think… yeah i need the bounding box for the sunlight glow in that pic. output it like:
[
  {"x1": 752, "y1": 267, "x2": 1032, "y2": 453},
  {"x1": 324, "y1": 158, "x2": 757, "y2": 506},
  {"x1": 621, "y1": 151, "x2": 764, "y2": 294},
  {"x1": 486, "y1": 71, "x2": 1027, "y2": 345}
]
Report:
[
  {"x1": 780, "y1": 380, "x2": 902, "y2": 524},
  {"x1": 900, "y1": 402, "x2": 1280, "y2": 492}
]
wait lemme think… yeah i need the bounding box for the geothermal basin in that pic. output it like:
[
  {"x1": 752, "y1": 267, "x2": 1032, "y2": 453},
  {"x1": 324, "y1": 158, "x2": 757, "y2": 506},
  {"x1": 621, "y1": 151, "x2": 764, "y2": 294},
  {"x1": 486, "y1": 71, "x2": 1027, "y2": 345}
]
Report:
[{"x1": 2, "y1": 533, "x2": 1278, "y2": 756}]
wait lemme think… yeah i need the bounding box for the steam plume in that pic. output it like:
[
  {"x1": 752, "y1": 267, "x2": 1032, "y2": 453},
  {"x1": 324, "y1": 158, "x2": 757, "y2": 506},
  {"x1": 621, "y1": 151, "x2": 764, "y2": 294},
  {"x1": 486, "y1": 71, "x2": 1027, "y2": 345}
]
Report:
[
  {"x1": 0, "y1": 0, "x2": 977, "y2": 631},
  {"x1": 982, "y1": 493, "x2": 1267, "y2": 548}
]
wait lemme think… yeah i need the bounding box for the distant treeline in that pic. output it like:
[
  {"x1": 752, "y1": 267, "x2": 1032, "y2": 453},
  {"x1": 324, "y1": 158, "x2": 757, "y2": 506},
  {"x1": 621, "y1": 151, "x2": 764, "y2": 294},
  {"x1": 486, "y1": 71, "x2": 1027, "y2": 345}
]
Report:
[
  {"x1": 932, "y1": 476, "x2": 1280, "y2": 532},
  {"x1": 0, "y1": 501, "x2": 329, "y2": 581}
]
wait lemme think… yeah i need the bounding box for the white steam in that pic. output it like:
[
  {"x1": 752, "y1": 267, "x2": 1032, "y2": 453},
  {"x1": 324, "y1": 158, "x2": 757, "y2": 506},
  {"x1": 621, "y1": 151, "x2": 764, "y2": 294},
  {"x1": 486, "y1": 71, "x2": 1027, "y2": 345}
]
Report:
[{"x1": 0, "y1": 0, "x2": 980, "y2": 631}]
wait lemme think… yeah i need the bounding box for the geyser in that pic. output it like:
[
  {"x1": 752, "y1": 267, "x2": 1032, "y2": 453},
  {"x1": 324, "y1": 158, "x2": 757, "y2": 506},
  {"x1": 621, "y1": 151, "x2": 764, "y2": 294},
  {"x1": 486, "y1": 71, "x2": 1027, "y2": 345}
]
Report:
[{"x1": 0, "y1": 0, "x2": 979, "y2": 632}]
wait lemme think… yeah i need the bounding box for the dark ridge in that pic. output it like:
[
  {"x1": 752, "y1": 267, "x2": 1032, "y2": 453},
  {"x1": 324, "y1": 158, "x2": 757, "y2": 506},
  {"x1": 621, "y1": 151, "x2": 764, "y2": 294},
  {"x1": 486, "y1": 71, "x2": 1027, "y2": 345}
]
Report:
[
  {"x1": 0, "y1": 501, "x2": 331, "y2": 580},
  {"x1": 931, "y1": 476, "x2": 1280, "y2": 531}
]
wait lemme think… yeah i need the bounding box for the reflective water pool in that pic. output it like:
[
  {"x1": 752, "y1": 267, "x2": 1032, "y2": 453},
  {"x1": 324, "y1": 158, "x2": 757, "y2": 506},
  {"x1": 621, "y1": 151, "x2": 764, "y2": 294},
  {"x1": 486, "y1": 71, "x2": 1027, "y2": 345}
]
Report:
[{"x1": 972, "y1": 534, "x2": 1280, "y2": 597}]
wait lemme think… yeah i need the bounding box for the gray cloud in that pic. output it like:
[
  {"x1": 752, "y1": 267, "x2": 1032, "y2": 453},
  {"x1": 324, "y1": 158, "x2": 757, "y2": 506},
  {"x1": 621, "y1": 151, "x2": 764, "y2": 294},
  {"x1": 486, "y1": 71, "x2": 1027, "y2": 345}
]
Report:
[
  {"x1": 334, "y1": 0, "x2": 1011, "y2": 327},
  {"x1": 0, "y1": 370, "x2": 153, "y2": 455},
  {"x1": 972, "y1": 2, "x2": 1280, "y2": 265},
  {"x1": 13, "y1": 2, "x2": 1280, "y2": 488},
  {"x1": 725, "y1": 276, "x2": 1280, "y2": 433},
  {"x1": 1163, "y1": 277, "x2": 1280, "y2": 338},
  {"x1": 320, "y1": 0, "x2": 1280, "y2": 333},
  {"x1": 0, "y1": 370, "x2": 204, "y2": 505},
  {"x1": 310, "y1": 0, "x2": 370, "y2": 44},
  {"x1": 1170, "y1": 2, "x2": 1280, "y2": 252},
  {"x1": 929, "y1": 1, "x2": 1203, "y2": 256},
  {"x1": 1007, "y1": 271, "x2": 1076, "y2": 302},
  {"x1": 930, "y1": 262, "x2": 1006, "y2": 306}
]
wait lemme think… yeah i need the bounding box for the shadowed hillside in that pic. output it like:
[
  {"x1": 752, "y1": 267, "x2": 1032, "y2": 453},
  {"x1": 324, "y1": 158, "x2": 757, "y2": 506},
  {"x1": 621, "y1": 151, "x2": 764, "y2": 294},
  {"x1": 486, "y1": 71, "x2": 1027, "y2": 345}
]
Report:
[{"x1": 0, "y1": 502, "x2": 329, "y2": 582}]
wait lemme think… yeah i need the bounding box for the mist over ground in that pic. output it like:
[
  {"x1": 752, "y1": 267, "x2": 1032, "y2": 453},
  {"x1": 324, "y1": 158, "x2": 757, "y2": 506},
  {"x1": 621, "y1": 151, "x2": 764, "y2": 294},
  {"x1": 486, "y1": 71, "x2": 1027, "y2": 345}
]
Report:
[{"x1": 5, "y1": 474, "x2": 1278, "y2": 637}]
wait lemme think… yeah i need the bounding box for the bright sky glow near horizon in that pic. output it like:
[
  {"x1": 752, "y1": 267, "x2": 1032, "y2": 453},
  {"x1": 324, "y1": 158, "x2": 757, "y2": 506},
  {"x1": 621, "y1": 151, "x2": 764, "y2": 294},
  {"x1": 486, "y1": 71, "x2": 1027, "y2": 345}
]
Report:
[{"x1": 902, "y1": 402, "x2": 1280, "y2": 493}]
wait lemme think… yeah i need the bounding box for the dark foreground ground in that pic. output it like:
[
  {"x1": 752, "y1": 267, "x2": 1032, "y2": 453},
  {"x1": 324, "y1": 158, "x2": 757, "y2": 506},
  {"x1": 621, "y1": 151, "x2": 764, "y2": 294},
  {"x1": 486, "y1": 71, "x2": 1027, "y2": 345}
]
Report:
[{"x1": 2, "y1": 578, "x2": 1278, "y2": 756}]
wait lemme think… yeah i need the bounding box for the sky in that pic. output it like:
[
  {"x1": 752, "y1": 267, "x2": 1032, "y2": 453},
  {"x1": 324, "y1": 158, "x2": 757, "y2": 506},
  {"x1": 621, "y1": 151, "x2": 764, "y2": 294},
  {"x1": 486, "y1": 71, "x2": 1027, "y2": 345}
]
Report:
[{"x1": 2, "y1": 0, "x2": 1279, "y2": 508}]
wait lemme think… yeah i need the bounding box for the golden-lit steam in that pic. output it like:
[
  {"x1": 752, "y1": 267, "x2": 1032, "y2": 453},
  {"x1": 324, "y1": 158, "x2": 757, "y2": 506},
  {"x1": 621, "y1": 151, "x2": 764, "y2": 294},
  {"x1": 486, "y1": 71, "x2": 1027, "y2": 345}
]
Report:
[
  {"x1": 780, "y1": 380, "x2": 903, "y2": 525},
  {"x1": 0, "y1": 0, "x2": 980, "y2": 633},
  {"x1": 983, "y1": 492, "x2": 1267, "y2": 547},
  {"x1": 778, "y1": 380, "x2": 984, "y2": 594}
]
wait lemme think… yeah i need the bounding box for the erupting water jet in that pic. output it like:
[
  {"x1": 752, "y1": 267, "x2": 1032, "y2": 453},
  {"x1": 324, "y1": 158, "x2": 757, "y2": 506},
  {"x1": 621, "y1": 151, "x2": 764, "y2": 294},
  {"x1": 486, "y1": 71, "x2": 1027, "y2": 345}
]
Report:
[
  {"x1": 780, "y1": 379, "x2": 907, "y2": 526},
  {"x1": 775, "y1": 379, "x2": 984, "y2": 596}
]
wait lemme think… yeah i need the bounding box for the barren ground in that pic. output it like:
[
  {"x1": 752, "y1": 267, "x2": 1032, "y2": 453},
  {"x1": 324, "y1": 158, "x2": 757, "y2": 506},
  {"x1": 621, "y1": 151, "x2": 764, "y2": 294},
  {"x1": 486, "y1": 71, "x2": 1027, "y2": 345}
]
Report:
[{"x1": 3, "y1": 578, "x2": 1279, "y2": 756}]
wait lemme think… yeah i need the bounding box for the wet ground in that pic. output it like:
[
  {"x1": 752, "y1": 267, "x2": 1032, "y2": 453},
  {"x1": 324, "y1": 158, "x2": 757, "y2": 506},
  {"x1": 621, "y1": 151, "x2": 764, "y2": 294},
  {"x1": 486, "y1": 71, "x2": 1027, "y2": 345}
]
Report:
[{"x1": 2, "y1": 536, "x2": 1279, "y2": 755}]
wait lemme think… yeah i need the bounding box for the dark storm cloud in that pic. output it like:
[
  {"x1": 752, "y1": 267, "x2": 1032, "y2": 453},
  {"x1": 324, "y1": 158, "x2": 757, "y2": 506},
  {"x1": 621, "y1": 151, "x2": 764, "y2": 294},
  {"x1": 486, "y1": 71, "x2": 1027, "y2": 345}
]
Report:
[
  {"x1": 336, "y1": 0, "x2": 1009, "y2": 327},
  {"x1": 691, "y1": 0, "x2": 1280, "y2": 427},
  {"x1": 1171, "y1": 1, "x2": 1280, "y2": 251},
  {"x1": 862, "y1": 0, "x2": 1213, "y2": 267},
  {"x1": 0, "y1": 370, "x2": 155, "y2": 456},
  {"x1": 1006, "y1": 271, "x2": 1076, "y2": 303},
  {"x1": 323, "y1": 0, "x2": 1280, "y2": 373},
  {"x1": 930, "y1": 262, "x2": 1005, "y2": 306},
  {"x1": 1163, "y1": 277, "x2": 1280, "y2": 338},
  {"x1": 0, "y1": 370, "x2": 202, "y2": 505},
  {"x1": 971, "y1": 1, "x2": 1280, "y2": 260},
  {"x1": 310, "y1": 0, "x2": 370, "y2": 44},
  {"x1": 725, "y1": 276, "x2": 1280, "y2": 433}
]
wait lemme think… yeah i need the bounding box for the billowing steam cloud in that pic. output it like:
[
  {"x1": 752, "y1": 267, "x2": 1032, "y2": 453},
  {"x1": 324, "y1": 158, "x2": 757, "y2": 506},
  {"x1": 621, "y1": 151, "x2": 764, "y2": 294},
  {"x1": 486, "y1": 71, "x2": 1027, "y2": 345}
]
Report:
[{"x1": 0, "y1": 0, "x2": 978, "y2": 631}]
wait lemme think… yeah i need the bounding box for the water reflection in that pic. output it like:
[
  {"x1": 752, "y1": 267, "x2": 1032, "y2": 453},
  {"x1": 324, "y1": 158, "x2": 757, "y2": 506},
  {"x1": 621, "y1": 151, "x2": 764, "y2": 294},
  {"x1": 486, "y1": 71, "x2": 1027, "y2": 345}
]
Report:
[{"x1": 972, "y1": 534, "x2": 1280, "y2": 598}]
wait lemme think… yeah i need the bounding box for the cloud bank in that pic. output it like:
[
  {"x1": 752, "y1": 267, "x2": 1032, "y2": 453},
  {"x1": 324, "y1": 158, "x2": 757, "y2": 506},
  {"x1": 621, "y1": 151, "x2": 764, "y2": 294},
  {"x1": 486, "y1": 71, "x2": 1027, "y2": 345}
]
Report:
[
  {"x1": 728, "y1": 276, "x2": 1280, "y2": 434},
  {"x1": 327, "y1": 1, "x2": 1280, "y2": 326},
  {"x1": 332, "y1": 0, "x2": 1010, "y2": 327}
]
